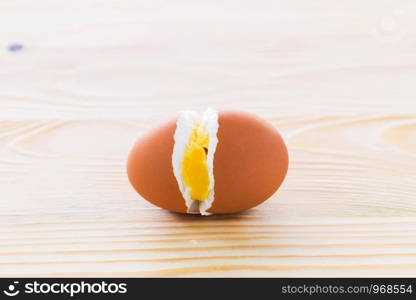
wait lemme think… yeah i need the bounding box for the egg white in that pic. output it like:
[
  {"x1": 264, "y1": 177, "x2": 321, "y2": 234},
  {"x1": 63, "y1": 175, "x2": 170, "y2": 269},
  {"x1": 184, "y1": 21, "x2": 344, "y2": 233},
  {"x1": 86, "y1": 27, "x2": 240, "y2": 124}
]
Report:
[{"x1": 172, "y1": 108, "x2": 219, "y2": 215}]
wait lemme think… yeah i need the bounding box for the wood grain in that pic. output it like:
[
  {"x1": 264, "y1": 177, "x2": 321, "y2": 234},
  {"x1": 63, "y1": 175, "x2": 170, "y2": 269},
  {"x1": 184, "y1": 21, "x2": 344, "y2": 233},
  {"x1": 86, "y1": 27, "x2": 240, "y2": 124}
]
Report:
[{"x1": 0, "y1": 0, "x2": 415, "y2": 277}]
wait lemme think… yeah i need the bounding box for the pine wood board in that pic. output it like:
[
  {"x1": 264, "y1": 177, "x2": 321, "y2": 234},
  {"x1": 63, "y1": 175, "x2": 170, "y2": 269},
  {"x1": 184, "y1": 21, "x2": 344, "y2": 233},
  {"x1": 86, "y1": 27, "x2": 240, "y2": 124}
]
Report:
[{"x1": 0, "y1": 0, "x2": 415, "y2": 277}]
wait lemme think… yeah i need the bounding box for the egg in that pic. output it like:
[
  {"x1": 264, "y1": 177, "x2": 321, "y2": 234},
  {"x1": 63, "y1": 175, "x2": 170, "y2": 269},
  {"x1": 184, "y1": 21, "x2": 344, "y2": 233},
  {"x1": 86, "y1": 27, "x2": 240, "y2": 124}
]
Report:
[{"x1": 127, "y1": 108, "x2": 288, "y2": 215}]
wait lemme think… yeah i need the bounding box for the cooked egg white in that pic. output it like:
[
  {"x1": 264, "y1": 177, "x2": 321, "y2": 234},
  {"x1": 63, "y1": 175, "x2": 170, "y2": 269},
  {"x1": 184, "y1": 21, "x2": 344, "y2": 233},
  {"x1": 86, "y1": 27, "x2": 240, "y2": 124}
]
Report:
[{"x1": 172, "y1": 108, "x2": 219, "y2": 215}]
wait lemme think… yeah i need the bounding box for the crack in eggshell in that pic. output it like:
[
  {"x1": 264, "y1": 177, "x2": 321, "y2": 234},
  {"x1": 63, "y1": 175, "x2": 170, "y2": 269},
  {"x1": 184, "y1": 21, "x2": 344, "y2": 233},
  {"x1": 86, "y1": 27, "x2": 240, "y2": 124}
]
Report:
[{"x1": 171, "y1": 108, "x2": 219, "y2": 215}]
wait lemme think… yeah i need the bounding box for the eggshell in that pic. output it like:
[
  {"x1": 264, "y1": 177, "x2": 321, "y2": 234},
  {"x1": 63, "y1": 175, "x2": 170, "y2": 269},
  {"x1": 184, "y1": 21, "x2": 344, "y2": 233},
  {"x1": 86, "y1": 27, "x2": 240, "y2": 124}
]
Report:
[
  {"x1": 209, "y1": 111, "x2": 288, "y2": 214},
  {"x1": 127, "y1": 110, "x2": 289, "y2": 214},
  {"x1": 127, "y1": 119, "x2": 187, "y2": 213}
]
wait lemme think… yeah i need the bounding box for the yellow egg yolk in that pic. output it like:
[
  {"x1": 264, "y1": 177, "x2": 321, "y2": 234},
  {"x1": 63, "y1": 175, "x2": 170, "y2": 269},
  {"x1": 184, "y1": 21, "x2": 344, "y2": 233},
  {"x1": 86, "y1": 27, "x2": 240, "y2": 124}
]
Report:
[{"x1": 182, "y1": 124, "x2": 210, "y2": 201}]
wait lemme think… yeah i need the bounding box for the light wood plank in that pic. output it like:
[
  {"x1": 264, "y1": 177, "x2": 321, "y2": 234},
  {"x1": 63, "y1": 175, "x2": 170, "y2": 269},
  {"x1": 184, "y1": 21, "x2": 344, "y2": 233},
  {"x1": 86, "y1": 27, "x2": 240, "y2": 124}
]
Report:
[{"x1": 0, "y1": 0, "x2": 415, "y2": 277}]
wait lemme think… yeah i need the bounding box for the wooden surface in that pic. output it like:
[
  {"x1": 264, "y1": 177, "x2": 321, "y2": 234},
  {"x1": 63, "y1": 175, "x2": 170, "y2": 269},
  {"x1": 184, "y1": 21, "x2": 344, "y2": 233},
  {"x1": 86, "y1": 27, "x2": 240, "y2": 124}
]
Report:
[{"x1": 1, "y1": 0, "x2": 416, "y2": 277}]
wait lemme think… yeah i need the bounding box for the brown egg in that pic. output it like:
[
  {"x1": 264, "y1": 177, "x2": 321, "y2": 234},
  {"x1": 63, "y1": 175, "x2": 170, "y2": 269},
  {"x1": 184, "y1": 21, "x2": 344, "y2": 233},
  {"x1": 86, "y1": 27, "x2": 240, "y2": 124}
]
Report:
[{"x1": 127, "y1": 109, "x2": 288, "y2": 215}]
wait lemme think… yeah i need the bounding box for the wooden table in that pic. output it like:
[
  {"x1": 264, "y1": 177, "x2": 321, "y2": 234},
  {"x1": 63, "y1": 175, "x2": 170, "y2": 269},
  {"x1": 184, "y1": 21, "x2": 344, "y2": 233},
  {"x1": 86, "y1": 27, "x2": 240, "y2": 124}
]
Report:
[{"x1": 1, "y1": 0, "x2": 416, "y2": 277}]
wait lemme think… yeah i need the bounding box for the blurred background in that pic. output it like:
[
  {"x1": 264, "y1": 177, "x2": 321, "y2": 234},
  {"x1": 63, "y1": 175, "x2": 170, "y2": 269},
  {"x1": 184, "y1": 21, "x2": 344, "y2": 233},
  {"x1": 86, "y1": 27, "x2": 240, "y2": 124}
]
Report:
[{"x1": 0, "y1": 0, "x2": 415, "y2": 277}]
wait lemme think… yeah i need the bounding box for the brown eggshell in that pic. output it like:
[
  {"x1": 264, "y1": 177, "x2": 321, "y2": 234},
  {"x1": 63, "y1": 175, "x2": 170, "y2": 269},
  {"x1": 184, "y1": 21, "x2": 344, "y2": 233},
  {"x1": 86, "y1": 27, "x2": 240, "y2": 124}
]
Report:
[
  {"x1": 209, "y1": 111, "x2": 288, "y2": 213},
  {"x1": 127, "y1": 110, "x2": 289, "y2": 214},
  {"x1": 127, "y1": 119, "x2": 187, "y2": 213}
]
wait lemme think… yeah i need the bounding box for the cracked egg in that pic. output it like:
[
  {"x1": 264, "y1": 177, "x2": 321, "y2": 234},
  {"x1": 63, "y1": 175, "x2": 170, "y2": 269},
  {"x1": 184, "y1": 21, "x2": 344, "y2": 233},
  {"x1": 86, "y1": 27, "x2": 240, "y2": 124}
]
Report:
[{"x1": 127, "y1": 108, "x2": 288, "y2": 215}]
